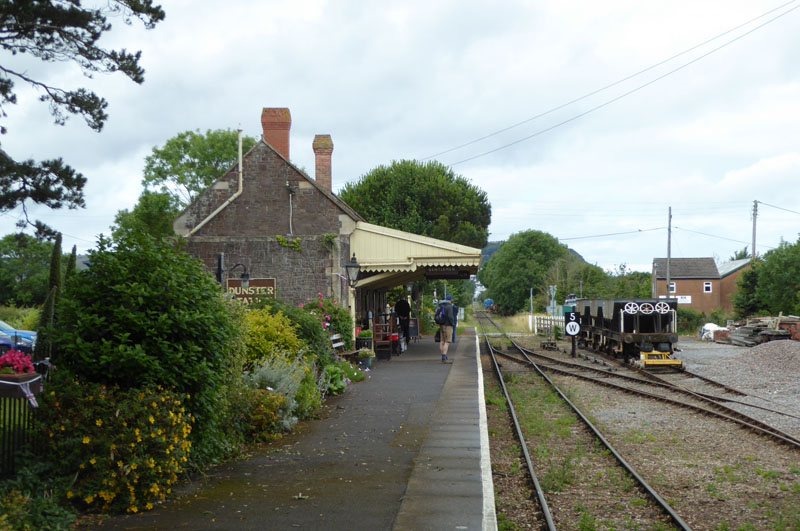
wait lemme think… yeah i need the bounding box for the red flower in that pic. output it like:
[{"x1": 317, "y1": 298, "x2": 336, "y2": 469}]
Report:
[{"x1": 0, "y1": 349, "x2": 34, "y2": 374}]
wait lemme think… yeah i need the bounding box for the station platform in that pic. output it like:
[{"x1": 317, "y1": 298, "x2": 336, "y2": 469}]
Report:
[{"x1": 97, "y1": 331, "x2": 497, "y2": 530}]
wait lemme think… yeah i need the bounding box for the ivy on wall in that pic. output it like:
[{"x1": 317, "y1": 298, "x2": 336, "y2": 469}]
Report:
[
  {"x1": 321, "y1": 233, "x2": 337, "y2": 252},
  {"x1": 276, "y1": 235, "x2": 302, "y2": 253}
]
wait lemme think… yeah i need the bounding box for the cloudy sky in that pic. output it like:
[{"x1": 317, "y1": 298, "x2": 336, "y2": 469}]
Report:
[{"x1": 2, "y1": 0, "x2": 799, "y2": 272}]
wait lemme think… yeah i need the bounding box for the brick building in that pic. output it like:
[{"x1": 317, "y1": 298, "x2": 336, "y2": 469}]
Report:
[
  {"x1": 651, "y1": 257, "x2": 751, "y2": 315},
  {"x1": 173, "y1": 108, "x2": 363, "y2": 307},
  {"x1": 174, "y1": 107, "x2": 482, "y2": 326}
]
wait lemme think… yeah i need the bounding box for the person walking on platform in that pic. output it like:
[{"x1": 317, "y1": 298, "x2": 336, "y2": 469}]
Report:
[{"x1": 436, "y1": 295, "x2": 456, "y2": 363}]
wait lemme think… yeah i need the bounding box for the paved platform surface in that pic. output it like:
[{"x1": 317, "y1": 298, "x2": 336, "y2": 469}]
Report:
[{"x1": 96, "y1": 331, "x2": 496, "y2": 530}]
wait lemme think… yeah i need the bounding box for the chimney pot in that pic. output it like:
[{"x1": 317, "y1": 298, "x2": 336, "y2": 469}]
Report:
[
  {"x1": 261, "y1": 108, "x2": 291, "y2": 159},
  {"x1": 312, "y1": 134, "x2": 333, "y2": 192}
]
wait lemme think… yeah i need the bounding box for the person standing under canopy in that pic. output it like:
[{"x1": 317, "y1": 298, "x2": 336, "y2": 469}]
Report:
[{"x1": 395, "y1": 297, "x2": 411, "y2": 347}]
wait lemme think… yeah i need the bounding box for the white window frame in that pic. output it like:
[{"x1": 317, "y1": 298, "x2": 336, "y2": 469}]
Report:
[
  {"x1": 703, "y1": 282, "x2": 712, "y2": 293},
  {"x1": 668, "y1": 282, "x2": 676, "y2": 294}
]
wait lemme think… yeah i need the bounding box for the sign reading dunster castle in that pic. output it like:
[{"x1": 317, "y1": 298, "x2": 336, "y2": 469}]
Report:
[{"x1": 226, "y1": 278, "x2": 276, "y2": 304}]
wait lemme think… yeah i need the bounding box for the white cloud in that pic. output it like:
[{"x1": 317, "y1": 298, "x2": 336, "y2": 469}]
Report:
[{"x1": 1, "y1": 0, "x2": 799, "y2": 266}]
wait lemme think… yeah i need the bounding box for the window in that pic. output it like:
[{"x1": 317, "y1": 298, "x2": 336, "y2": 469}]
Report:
[
  {"x1": 668, "y1": 282, "x2": 676, "y2": 294},
  {"x1": 704, "y1": 282, "x2": 712, "y2": 293}
]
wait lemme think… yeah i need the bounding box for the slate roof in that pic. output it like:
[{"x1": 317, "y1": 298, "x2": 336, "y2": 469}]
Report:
[{"x1": 652, "y1": 258, "x2": 720, "y2": 279}]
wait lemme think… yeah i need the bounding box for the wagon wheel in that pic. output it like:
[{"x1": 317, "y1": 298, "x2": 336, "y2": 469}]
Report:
[
  {"x1": 639, "y1": 303, "x2": 654, "y2": 314},
  {"x1": 655, "y1": 301, "x2": 671, "y2": 314},
  {"x1": 623, "y1": 302, "x2": 639, "y2": 314}
]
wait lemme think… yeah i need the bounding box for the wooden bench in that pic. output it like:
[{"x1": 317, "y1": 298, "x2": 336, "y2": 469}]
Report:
[{"x1": 330, "y1": 334, "x2": 359, "y2": 362}]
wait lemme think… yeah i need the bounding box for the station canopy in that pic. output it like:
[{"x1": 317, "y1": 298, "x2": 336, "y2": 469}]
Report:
[{"x1": 350, "y1": 222, "x2": 482, "y2": 290}]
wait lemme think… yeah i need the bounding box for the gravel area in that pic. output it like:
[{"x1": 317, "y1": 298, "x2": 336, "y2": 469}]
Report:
[{"x1": 675, "y1": 338, "x2": 800, "y2": 439}]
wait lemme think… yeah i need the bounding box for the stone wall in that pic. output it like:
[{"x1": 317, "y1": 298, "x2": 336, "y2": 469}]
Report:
[{"x1": 176, "y1": 141, "x2": 356, "y2": 306}]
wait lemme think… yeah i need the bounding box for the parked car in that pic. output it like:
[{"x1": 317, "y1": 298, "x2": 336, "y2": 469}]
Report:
[
  {"x1": 0, "y1": 320, "x2": 37, "y2": 345},
  {"x1": 0, "y1": 331, "x2": 34, "y2": 355}
]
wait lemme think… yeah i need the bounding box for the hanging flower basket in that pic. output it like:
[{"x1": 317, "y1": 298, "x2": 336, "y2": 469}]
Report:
[{"x1": 0, "y1": 372, "x2": 38, "y2": 382}]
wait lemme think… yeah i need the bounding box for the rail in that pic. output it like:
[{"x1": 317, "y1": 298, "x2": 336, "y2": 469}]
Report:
[{"x1": 477, "y1": 311, "x2": 692, "y2": 530}]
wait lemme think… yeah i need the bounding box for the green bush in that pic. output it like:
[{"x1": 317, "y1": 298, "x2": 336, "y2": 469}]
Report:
[
  {"x1": 253, "y1": 298, "x2": 332, "y2": 366},
  {"x1": 300, "y1": 293, "x2": 353, "y2": 350},
  {"x1": 322, "y1": 360, "x2": 365, "y2": 396},
  {"x1": 35, "y1": 376, "x2": 192, "y2": 514},
  {"x1": 0, "y1": 305, "x2": 39, "y2": 331},
  {"x1": 243, "y1": 389, "x2": 287, "y2": 442},
  {"x1": 677, "y1": 307, "x2": 706, "y2": 335},
  {"x1": 244, "y1": 309, "x2": 304, "y2": 366},
  {"x1": 708, "y1": 309, "x2": 734, "y2": 327},
  {"x1": 245, "y1": 355, "x2": 313, "y2": 431},
  {"x1": 295, "y1": 369, "x2": 323, "y2": 420},
  {"x1": 0, "y1": 463, "x2": 77, "y2": 530},
  {"x1": 51, "y1": 235, "x2": 241, "y2": 466}
]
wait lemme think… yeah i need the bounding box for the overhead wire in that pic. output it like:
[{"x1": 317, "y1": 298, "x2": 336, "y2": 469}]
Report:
[
  {"x1": 421, "y1": 0, "x2": 799, "y2": 162},
  {"x1": 674, "y1": 226, "x2": 776, "y2": 250},
  {"x1": 559, "y1": 227, "x2": 664, "y2": 241},
  {"x1": 756, "y1": 200, "x2": 800, "y2": 215},
  {"x1": 444, "y1": 3, "x2": 800, "y2": 167}
]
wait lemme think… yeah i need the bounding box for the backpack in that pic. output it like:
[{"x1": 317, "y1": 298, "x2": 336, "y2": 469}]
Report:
[{"x1": 434, "y1": 303, "x2": 448, "y2": 325}]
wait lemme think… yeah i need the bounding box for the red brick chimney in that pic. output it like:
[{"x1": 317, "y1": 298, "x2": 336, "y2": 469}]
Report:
[
  {"x1": 312, "y1": 134, "x2": 333, "y2": 192},
  {"x1": 261, "y1": 108, "x2": 291, "y2": 159}
]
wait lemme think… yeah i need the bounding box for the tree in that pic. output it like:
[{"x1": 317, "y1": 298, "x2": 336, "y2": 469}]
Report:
[
  {"x1": 338, "y1": 159, "x2": 491, "y2": 248},
  {"x1": 753, "y1": 238, "x2": 800, "y2": 315},
  {"x1": 142, "y1": 129, "x2": 258, "y2": 207},
  {"x1": 111, "y1": 190, "x2": 180, "y2": 240},
  {"x1": 729, "y1": 247, "x2": 750, "y2": 261},
  {"x1": 608, "y1": 264, "x2": 652, "y2": 299},
  {"x1": 36, "y1": 232, "x2": 61, "y2": 358},
  {"x1": 733, "y1": 264, "x2": 761, "y2": 319},
  {"x1": 0, "y1": 1, "x2": 165, "y2": 237},
  {"x1": 478, "y1": 230, "x2": 568, "y2": 313},
  {"x1": 0, "y1": 233, "x2": 54, "y2": 305}
]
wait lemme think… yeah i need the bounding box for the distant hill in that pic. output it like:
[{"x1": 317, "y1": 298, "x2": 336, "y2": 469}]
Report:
[{"x1": 481, "y1": 241, "x2": 502, "y2": 262}]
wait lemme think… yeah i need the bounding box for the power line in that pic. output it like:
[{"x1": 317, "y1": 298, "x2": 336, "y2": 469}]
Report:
[
  {"x1": 674, "y1": 226, "x2": 776, "y2": 250},
  {"x1": 445, "y1": 3, "x2": 800, "y2": 167},
  {"x1": 756, "y1": 200, "x2": 800, "y2": 215},
  {"x1": 559, "y1": 227, "x2": 664, "y2": 241},
  {"x1": 422, "y1": 0, "x2": 798, "y2": 162}
]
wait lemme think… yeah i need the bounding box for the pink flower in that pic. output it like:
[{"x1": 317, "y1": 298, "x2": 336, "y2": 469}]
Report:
[
  {"x1": 299, "y1": 303, "x2": 304, "y2": 308},
  {"x1": 0, "y1": 349, "x2": 34, "y2": 374},
  {"x1": 319, "y1": 302, "x2": 323, "y2": 308}
]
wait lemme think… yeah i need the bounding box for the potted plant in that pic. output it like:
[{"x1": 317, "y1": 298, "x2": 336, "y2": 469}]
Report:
[
  {"x1": 357, "y1": 348, "x2": 375, "y2": 369},
  {"x1": 356, "y1": 329, "x2": 373, "y2": 350},
  {"x1": 0, "y1": 348, "x2": 37, "y2": 381}
]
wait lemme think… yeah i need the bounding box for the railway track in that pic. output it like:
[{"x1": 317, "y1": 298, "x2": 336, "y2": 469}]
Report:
[
  {"x1": 477, "y1": 311, "x2": 690, "y2": 530},
  {"x1": 499, "y1": 340, "x2": 800, "y2": 449}
]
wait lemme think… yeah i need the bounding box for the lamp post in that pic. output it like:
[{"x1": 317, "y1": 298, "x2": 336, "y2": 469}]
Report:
[
  {"x1": 216, "y1": 253, "x2": 250, "y2": 289},
  {"x1": 345, "y1": 253, "x2": 361, "y2": 345},
  {"x1": 344, "y1": 253, "x2": 361, "y2": 288}
]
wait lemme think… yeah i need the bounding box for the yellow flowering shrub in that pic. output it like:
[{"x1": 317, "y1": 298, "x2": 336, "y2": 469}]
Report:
[
  {"x1": 244, "y1": 309, "x2": 305, "y2": 365},
  {"x1": 36, "y1": 378, "x2": 192, "y2": 514}
]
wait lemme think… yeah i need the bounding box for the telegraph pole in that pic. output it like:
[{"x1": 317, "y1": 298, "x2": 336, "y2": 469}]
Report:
[
  {"x1": 752, "y1": 200, "x2": 758, "y2": 263},
  {"x1": 666, "y1": 207, "x2": 672, "y2": 298}
]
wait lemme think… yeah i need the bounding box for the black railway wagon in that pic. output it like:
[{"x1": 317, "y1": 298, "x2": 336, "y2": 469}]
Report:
[{"x1": 576, "y1": 298, "x2": 682, "y2": 369}]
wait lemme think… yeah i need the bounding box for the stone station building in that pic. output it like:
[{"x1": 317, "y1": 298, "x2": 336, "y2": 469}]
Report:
[{"x1": 173, "y1": 107, "x2": 481, "y2": 330}]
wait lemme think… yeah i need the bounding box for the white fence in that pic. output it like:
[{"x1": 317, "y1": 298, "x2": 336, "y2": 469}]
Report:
[{"x1": 533, "y1": 314, "x2": 565, "y2": 336}]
